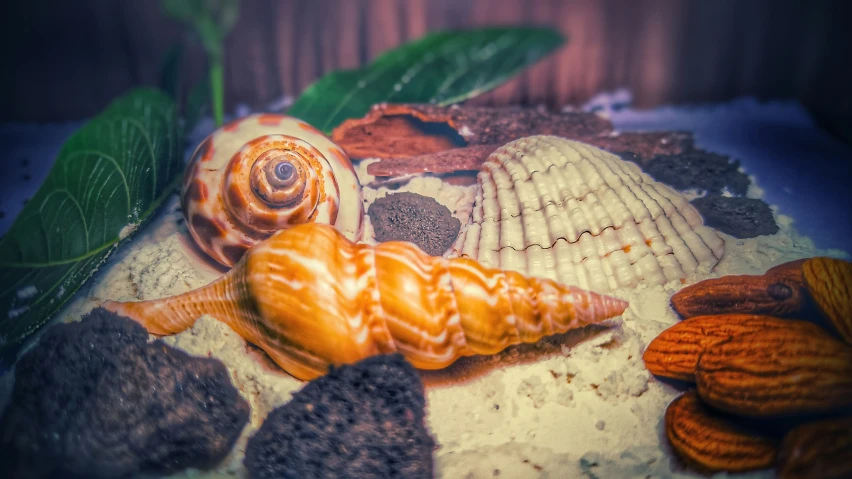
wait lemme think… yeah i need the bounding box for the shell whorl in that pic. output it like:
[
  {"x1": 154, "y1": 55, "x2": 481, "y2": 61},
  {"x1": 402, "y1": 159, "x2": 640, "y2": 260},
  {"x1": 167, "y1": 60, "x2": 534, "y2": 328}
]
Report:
[
  {"x1": 181, "y1": 114, "x2": 364, "y2": 267},
  {"x1": 103, "y1": 223, "x2": 628, "y2": 380},
  {"x1": 451, "y1": 135, "x2": 726, "y2": 292},
  {"x1": 223, "y1": 135, "x2": 332, "y2": 231}
]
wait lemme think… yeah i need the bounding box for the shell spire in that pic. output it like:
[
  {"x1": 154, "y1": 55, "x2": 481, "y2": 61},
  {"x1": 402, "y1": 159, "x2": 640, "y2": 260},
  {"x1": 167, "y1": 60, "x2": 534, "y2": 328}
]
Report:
[
  {"x1": 103, "y1": 223, "x2": 628, "y2": 380},
  {"x1": 181, "y1": 113, "x2": 364, "y2": 267}
]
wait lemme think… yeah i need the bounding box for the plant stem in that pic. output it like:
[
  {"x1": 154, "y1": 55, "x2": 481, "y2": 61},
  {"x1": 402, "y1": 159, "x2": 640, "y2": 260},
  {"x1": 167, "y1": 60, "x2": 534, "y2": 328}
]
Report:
[{"x1": 210, "y1": 55, "x2": 224, "y2": 126}]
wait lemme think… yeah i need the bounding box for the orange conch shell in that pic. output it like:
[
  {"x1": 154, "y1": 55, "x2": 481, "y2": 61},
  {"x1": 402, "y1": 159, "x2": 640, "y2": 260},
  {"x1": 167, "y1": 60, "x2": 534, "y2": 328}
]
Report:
[
  {"x1": 182, "y1": 113, "x2": 364, "y2": 267},
  {"x1": 104, "y1": 223, "x2": 628, "y2": 380}
]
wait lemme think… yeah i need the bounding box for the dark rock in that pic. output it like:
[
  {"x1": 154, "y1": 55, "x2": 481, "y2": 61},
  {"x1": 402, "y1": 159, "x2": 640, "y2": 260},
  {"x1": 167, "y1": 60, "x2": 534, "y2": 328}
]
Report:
[
  {"x1": 1, "y1": 308, "x2": 149, "y2": 467},
  {"x1": 616, "y1": 151, "x2": 642, "y2": 164},
  {"x1": 691, "y1": 195, "x2": 779, "y2": 238},
  {"x1": 244, "y1": 354, "x2": 435, "y2": 479},
  {"x1": 644, "y1": 150, "x2": 751, "y2": 196},
  {"x1": 0, "y1": 307, "x2": 249, "y2": 479},
  {"x1": 76, "y1": 342, "x2": 249, "y2": 476},
  {"x1": 585, "y1": 131, "x2": 695, "y2": 165},
  {"x1": 369, "y1": 192, "x2": 461, "y2": 256}
]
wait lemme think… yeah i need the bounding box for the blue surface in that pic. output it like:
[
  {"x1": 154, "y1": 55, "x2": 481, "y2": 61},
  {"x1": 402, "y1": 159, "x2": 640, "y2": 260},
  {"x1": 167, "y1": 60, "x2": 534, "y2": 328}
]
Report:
[{"x1": 0, "y1": 122, "x2": 85, "y2": 236}]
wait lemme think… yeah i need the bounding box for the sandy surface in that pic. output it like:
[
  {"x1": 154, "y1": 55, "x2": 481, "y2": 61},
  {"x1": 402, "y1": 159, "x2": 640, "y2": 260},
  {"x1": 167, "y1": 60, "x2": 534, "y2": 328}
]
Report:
[{"x1": 5, "y1": 154, "x2": 849, "y2": 479}]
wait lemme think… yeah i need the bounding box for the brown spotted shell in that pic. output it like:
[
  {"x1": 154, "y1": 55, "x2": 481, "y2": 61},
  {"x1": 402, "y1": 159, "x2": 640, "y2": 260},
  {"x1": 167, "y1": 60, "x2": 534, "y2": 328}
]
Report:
[{"x1": 181, "y1": 114, "x2": 364, "y2": 267}]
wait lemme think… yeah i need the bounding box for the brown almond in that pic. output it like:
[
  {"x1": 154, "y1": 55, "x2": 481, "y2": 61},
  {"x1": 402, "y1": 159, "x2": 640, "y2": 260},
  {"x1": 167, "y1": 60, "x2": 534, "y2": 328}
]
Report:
[
  {"x1": 665, "y1": 390, "x2": 778, "y2": 473},
  {"x1": 671, "y1": 259, "x2": 808, "y2": 319},
  {"x1": 803, "y1": 256, "x2": 852, "y2": 345},
  {"x1": 696, "y1": 325, "x2": 852, "y2": 417},
  {"x1": 777, "y1": 416, "x2": 852, "y2": 479},
  {"x1": 765, "y1": 258, "x2": 810, "y2": 282},
  {"x1": 642, "y1": 315, "x2": 818, "y2": 382}
]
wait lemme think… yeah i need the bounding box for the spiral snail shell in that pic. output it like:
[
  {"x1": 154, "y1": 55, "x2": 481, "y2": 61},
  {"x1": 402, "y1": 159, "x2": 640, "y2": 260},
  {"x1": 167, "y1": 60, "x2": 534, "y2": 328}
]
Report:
[
  {"x1": 103, "y1": 223, "x2": 628, "y2": 380},
  {"x1": 182, "y1": 113, "x2": 364, "y2": 267}
]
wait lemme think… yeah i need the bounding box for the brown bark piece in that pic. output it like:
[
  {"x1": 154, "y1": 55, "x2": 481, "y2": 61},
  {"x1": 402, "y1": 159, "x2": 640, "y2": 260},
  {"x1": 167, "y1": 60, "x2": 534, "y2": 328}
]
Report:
[
  {"x1": 332, "y1": 103, "x2": 614, "y2": 159},
  {"x1": 366, "y1": 144, "x2": 498, "y2": 176},
  {"x1": 335, "y1": 103, "x2": 697, "y2": 178},
  {"x1": 332, "y1": 113, "x2": 464, "y2": 159},
  {"x1": 365, "y1": 131, "x2": 697, "y2": 178},
  {"x1": 584, "y1": 131, "x2": 695, "y2": 165}
]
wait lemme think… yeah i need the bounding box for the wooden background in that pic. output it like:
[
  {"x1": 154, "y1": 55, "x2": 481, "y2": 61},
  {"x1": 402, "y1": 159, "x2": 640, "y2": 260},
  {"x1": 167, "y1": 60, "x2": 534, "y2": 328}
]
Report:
[{"x1": 2, "y1": 0, "x2": 850, "y2": 141}]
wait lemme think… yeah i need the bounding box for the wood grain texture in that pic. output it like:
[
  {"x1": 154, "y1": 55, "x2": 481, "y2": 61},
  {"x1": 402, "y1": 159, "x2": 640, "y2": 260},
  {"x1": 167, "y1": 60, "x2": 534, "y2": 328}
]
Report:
[{"x1": 2, "y1": 0, "x2": 850, "y2": 142}]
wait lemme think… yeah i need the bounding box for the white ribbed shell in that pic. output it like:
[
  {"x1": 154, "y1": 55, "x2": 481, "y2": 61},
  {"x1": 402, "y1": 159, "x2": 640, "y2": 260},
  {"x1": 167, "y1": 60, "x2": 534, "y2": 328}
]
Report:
[{"x1": 450, "y1": 136, "x2": 725, "y2": 292}]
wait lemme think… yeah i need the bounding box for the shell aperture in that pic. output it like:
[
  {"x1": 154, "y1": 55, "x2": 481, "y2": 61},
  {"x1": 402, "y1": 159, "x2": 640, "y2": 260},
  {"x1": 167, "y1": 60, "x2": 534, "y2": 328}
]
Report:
[{"x1": 182, "y1": 114, "x2": 364, "y2": 267}]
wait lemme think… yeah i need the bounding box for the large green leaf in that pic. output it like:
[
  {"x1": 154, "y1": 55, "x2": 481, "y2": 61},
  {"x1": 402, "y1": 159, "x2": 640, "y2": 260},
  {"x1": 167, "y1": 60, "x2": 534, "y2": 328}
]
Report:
[
  {"x1": 287, "y1": 27, "x2": 566, "y2": 133},
  {"x1": 0, "y1": 88, "x2": 182, "y2": 348}
]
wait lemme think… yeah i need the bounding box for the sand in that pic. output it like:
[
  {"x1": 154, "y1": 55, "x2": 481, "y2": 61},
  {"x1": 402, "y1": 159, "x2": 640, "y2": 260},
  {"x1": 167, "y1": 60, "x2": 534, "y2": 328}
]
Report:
[{"x1": 4, "y1": 153, "x2": 849, "y2": 479}]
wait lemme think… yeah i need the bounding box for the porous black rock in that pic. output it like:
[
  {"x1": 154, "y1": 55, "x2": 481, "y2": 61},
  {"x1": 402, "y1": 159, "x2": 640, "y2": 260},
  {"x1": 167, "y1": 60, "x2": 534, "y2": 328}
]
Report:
[
  {"x1": 645, "y1": 150, "x2": 751, "y2": 196},
  {"x1": 244, "y1": 354, "x2": 435, "y2": 479},
  {"x1": 691, "y1": 195, "x2": 779, "y2": 238},
  {"x1": 0, "y1": 307, "x2": 150, "y2": 477},
  {"x1": 0, "y1": 307, "x2": 249, "y2": 479},
  {"x1": 368, "y1": 192, "x2": 461, "y2": 256}
]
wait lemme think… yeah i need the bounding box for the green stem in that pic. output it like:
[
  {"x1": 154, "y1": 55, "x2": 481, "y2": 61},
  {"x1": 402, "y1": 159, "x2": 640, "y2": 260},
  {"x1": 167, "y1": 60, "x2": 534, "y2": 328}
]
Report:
[{"x1": 210, "y1": 57, "x2": 224, "y2": 127}]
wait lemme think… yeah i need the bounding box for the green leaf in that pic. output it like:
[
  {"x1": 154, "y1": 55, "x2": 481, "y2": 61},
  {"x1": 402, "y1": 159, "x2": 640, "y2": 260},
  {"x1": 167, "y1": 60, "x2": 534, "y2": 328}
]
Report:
[
  {"x1": 287, "y1": 27, "x2": 566, "y2": 133},
  {"x1": 161, "y1": 0, "x2": 239, "y2": 127},
  {"x1": 0, "y1": 88, "x2": 182, "y2": 348},
  {"x1": 161, "y1": 0, "x2": 239, "y2": 54}
]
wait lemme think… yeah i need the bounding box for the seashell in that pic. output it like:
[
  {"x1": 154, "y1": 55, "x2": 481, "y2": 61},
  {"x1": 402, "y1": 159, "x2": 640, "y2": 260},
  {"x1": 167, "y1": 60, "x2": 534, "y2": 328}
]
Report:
[
  {"x1": 182, "y1": 113, "x2": 364, "y2": 267},
  {"x1": 103, "y1": 223, "x2": 628, "y2": 380},
  {"x1": 450, "y1": 135, "x2": 725, "y2": 292}
]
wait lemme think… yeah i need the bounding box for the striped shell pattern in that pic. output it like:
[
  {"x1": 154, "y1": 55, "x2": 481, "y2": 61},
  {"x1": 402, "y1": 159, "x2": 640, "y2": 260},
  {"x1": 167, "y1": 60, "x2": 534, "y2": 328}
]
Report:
[
  {"x1": 451, "y1": 136, "x2": 726, "y2": 292},
  {"x1": 104, "y1": 223, "x2": 628, "y2": 380}
]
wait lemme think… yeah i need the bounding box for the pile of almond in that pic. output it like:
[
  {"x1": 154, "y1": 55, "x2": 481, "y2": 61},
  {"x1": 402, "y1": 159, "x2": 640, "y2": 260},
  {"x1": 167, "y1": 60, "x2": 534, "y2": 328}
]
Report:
[{"x1": 644, "y1": 257, "x2": 852, "y2": 478}]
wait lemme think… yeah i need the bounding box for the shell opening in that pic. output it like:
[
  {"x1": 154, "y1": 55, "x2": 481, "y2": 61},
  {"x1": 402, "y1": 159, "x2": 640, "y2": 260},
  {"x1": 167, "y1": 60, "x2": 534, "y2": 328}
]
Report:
[{"x1": 250, "y1": 149, "x2": 310, "y2": 207}]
